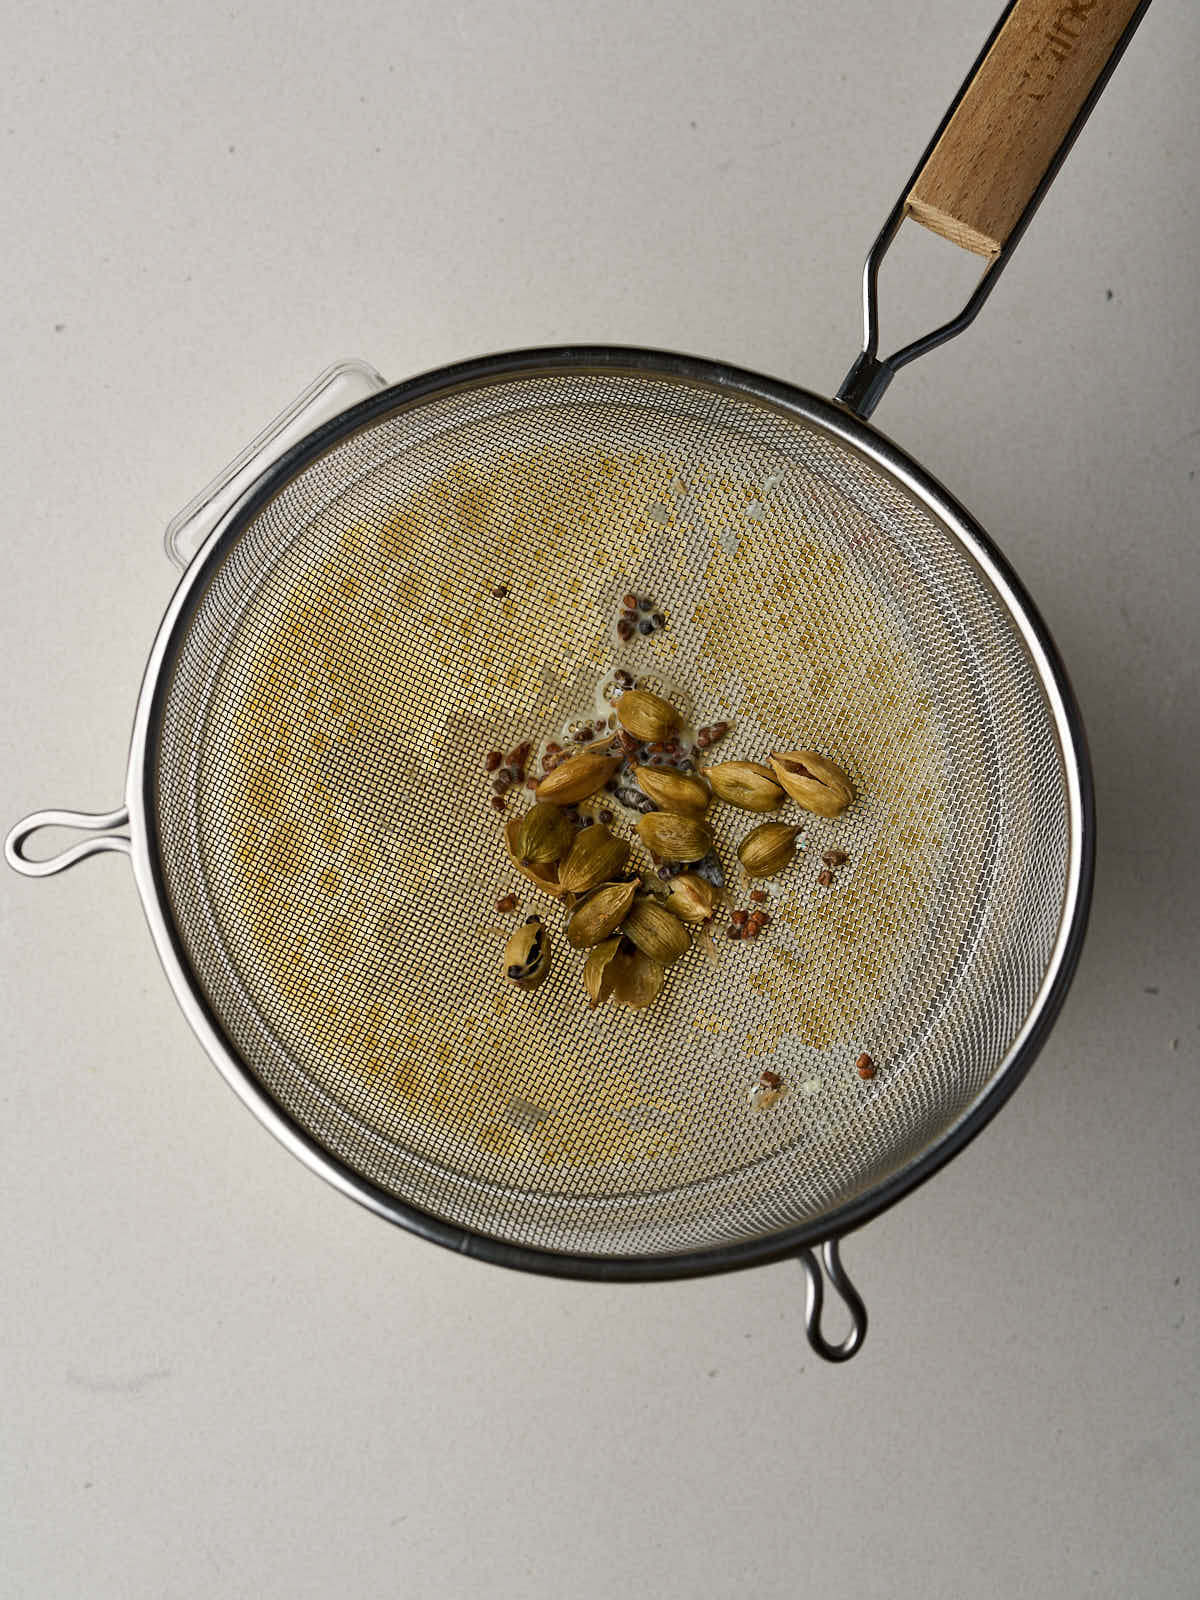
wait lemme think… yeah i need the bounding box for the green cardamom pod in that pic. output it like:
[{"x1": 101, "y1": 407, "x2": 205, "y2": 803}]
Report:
[
  {"x1": 664, "y1": 872, "x2": 717, "y2": 924},
  {"x1": 503, "y1": 817, "x2": 565, "y2": 899},
  {"x1": 535, "y1": 750, "x2": 622, "y2": 805},
  {"x1": 704, "y1": 760, "x2": 786, "y2": 812},
  {"x1": 737, "y1": 821, "x2": 802, "y2": 878},
  {"x1": 609, "y1": 946, "x2": 666, "y2": 1010},
  {"x1": 633, "y1": 765, "x2": 710, "y2": 816},
  {"x1": 566, "y1": 878, "x2": 639, "y2": 949},
  {"x1": 615, "y1": 689, "x2": 679, "y2": 743},
  {"x1": 557, "y1": 824, "x2": 630, "y2": 895},
  {"x1": 635, "y1": 812, "x2": 713, "y2": 863},
  {"x1": 769, "y1": 750, "x2": 855, "y2": 817},
  {"x1": 622, "y1": 896, "x2": 692, "y2": 964},
  {"x1": 583, "y1": 937, "x2": 621, "y2": 1009},
  {"x1": 517, "y1": 802, "x2": 573, "y2": 864}
]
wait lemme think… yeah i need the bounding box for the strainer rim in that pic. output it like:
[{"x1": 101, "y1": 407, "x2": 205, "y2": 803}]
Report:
[{"x1": 126, "y1": 344, "x2": 1094, "y2": 1278}]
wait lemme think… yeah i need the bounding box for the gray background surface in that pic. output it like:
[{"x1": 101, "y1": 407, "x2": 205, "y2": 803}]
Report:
[{"x1": 2, "y1": 2, "x2": 1197, "y2": 1596}]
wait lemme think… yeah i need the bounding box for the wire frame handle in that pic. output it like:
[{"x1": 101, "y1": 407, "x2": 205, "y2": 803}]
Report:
[{"x1": 837, "y1": 0, "x2": 1152, "y2": 418}]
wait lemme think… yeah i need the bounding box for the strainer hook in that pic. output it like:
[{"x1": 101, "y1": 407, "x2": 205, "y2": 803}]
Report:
[
  {"x1": 798, "y1": 1239, "x2": 867, "y2": 1364},
  {"x1": 5, "y1": 805, "x2": 131, "y2": 878}
]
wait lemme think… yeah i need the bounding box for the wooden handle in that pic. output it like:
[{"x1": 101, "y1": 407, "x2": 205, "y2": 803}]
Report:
[{"x1": 905, "y1": 0, "x2": 1145, "y2": 258}]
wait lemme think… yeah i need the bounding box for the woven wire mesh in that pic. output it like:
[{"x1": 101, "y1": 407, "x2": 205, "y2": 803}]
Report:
[{"x1": 153, "y1": 367, "x2": 1071, "y2": 1257}]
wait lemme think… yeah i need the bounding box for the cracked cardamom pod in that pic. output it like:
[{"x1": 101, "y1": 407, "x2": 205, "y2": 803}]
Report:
[
  {"x1": 737, "y1": 821, "x2": 802, "y2": 878},
  {"x1": 517, "y1": 801, "x2": 573, "y2": 864},
  {"x1": 558, "y1": 824, "x2": 631, "y2": 895},
  {"x1": 704, "y1": 760, "x2": 786, "y2": 812},
  {"x1": 583, "y1": 937, "x2": 621, "y2": 1009},
  {"x1": 633, "y1": 765, "x2": 710, "y2": 816},
  {"x1": 536, "y1": 750, "x2": 622, "y2": 805},
  {"x1": 615, "y1": 689, "x2": 679, "y2": 743},
  {"x1": 622, "y1": 896, "x2": 692, "y2": 964},
  {"x1": 566, "y1": 878, "x2": 639, "y2": 949},
  {"x1": 503, "y1": 915, "x2": 551, "y2": 991},
  {"x1": 636, "y1": 812, "x2": 713, "y2": 862},
  {"x1": 609, "y1": 945, "x2": 666, "y2": 1010},
  {"x1": 503, "y1": 817, "x2": 565, "y2": 898},
  {"x1": 664, "y1": 872, "x2": 717, "y2": 924},
  {"x1": 769, "y1": 750, "x2": 855, "y2": 817}
]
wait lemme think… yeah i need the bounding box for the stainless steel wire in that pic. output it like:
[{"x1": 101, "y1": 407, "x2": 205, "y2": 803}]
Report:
[{"x1": 151, "y1": 364, "x2": 1072, "y2": 1258}]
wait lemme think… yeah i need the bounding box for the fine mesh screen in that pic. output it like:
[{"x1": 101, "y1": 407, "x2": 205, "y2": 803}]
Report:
[{"x1": 153, "y1": 367, "x2": 1071, "y2": 1257}]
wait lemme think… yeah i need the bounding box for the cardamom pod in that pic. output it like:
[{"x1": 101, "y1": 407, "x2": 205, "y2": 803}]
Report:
[
  {"x1": 536, "y1": 750, "x2": 622, "y2": 805},
  {"x1": 664, "y1": 872, "x2": 717, "y2": 924},
  {"x1": 583, "y1": 937, "x2": 621, "y2": 1009},
  {"x1": 737, "y1": 821, "x2": 802, "y2": 878},
  {"x1": 609, "y1": 946, "x2": 666, "y2": 1010},
  {"x1": 633, "y1": 765, "x2": 710, "y2": 816},
  {"x1": 704, "y1": 760, "x2": 786, "y2": 812},
  {"x1": 558, "y1": 824, "x2": 631, "y2": 895},
  {"x1": 566, "y1": 878, "x2": 639, "y2": 949},
  {"x1": 503, "y1": 817, "x2": 565, "y2": 898},
  {"x1": 615, "y1": 689, "x2": 679, "y2": 743},
  {"x1": 622, "y1": 896, "x2": 692, "y2": 964},
  {"x1": 636, "y1": 812, "x2": 713, "y2": 862},
  {"x1": 517, "y1": 801, "x2": 573, "y2": 864},
  {"x1": 769, "y1": 750, "x2": 855, "y2": 817},
  {"x1": 503, "y1": 915, "x2": 552, "y2": 990},
  {"x1": 502, "y1": 819, "x2": 569, "y2": 896}
]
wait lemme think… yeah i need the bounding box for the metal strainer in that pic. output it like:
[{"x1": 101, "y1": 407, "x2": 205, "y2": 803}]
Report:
[{"x1": 7, "y1": 0, "x2": 1146, "y2": 1360}]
